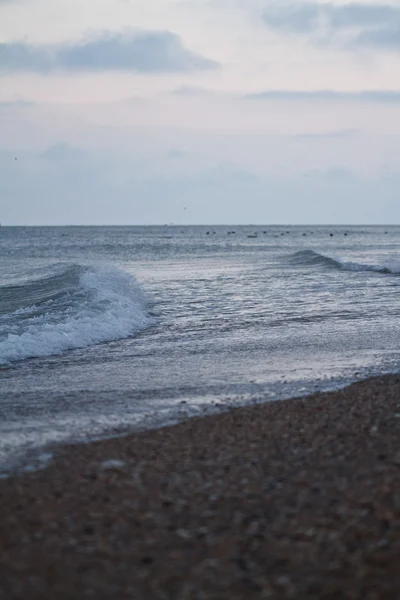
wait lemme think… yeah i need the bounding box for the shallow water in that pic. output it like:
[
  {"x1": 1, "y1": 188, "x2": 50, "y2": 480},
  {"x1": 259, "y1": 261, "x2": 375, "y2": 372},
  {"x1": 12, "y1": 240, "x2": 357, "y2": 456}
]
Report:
[{"x1": 1, "y1": 225, "x2": 400, "y2": 471}]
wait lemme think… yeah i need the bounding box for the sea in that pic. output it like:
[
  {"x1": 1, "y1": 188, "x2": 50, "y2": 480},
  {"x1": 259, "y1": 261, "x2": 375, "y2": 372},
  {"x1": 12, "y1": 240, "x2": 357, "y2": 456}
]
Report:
[{"x1": 1, "y1": 225, "x2": 400, "y2": 474}]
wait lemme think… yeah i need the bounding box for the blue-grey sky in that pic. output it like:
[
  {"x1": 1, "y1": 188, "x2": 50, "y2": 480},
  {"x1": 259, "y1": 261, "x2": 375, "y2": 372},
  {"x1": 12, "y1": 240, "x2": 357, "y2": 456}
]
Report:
[{"x1": 1, "y1": 0, "x2": 400, "y2": 224}]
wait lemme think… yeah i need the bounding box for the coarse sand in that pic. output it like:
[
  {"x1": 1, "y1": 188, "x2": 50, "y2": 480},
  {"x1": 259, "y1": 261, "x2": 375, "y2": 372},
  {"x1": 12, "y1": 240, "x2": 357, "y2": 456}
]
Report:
[{"x1": 0, "y1": 375, "x2": 399, "y2": 599}]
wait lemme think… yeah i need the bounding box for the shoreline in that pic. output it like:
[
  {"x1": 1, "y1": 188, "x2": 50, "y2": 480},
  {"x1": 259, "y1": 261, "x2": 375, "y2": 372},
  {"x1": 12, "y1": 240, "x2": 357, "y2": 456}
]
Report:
[
  {"x1": 1, "y1": 374, "x2": 399, "y2": 598},
  {"x1": 0, "y1": 372, "x2": 374, "y2": 478},
  {"x1": 0, "y1": 373, "x2": 361, "y2": 479}
]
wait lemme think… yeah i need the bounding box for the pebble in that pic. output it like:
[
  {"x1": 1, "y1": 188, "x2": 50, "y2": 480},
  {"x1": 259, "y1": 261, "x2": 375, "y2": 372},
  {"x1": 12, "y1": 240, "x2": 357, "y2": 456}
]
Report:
[{"x1": 101, "y1": 459, "x2": 126, "y2": 470}]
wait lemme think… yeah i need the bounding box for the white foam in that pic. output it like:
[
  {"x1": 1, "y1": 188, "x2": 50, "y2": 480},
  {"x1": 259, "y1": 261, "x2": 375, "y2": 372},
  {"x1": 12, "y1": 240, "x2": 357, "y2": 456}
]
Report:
[
  {"x1": 341, "y1": 259, "x2": 400, "y2": 274},
  {"x1": 0, "y1": 266, "x2": 153, "y2": 363}
]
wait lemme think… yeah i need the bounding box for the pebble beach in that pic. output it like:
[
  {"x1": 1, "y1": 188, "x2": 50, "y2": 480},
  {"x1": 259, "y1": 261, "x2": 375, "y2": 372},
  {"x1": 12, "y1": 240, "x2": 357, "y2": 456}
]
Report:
[{"x1": 1, "y1": 375, "x2": 399, "y2": 599}]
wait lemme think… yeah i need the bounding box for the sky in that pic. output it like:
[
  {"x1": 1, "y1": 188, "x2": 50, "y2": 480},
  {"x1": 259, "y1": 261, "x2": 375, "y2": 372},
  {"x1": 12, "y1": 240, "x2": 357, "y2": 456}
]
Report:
[{"x1": 1, "y1": 0, "x2": 400, "y2": 225}]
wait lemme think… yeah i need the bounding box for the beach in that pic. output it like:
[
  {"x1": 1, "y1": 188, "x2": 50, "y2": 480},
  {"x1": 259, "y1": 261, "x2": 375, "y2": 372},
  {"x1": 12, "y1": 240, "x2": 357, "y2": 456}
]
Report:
[{"x1": 1, "y1": 375, "x2": 399, "y2": 599}]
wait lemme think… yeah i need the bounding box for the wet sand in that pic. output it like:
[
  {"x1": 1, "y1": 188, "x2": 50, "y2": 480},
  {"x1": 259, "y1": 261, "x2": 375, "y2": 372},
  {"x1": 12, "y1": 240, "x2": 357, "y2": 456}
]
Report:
[{"x1": 1, "y1": 375, "x2": 399, "y2": 599}]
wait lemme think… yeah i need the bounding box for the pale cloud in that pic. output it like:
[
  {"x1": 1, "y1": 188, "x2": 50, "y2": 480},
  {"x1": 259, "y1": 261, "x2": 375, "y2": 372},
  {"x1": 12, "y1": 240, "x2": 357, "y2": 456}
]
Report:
[
  {"x1": 262, "y1": 1, "x2": 400, "y2": 50},
  {"x1": 41, "y1": 142, "x2": 86, "y2": 161},
  {"x1": 168, "y1": 87, "x2": 400, "y2": 104},
  {"x1": 246, "y1": 90, "x2": 400, "y2": 103},
  {"x1": 293, "y1": 128, "x2": 358, "y2": 139},
  {"x1": 355, "y1": 25, "x2": 400, "y2": 50},
  {"x1": 170, "y1": 85, "x2": 217, "y2": 96},
  {"x1": 0, "y1": 99, "x2": 34, "y2": 107},
  {"x1": 0, "y1": 30, "x2": 218, "y2": 73}
]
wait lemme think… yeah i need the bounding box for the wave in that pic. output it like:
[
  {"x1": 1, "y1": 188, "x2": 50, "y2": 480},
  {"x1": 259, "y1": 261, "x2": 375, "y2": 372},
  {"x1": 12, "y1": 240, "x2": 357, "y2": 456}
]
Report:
[
  {"x1": 0, "y1": 264, "x2": 153, "y2": 364},
  {"x1": 290, "y1": 250, "x2": 400, "y2": 275}
]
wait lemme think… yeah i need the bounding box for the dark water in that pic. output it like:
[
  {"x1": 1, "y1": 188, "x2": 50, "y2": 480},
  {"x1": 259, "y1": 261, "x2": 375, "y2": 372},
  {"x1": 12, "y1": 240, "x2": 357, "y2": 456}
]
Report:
[{"x1": 1, "y1": 225, "x2": 400, "y2": 472}]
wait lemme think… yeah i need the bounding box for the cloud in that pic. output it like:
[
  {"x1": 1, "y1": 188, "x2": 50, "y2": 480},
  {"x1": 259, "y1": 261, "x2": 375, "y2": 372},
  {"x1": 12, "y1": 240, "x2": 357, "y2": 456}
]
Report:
[
  {"x1": 354, "y1": 25, "x2": 400, "y2": 50},
  {"x1": 262, "y1": 2, "x2": 400, "y2": 50},
  {"x1": 41, "y1": 143, "x2": 86, "y2": 161},
  {"x1": 293, "y1": 129, "x2": 358, "y2": 139},
  {"x1": 170, "y1": 85, "x2": 216, "y2": 96},
  {"x1": 310, "y1": 166, "x2": 358, "y2": 181},
  {"x1": 0, "y1": 99, "x2": 34, "y2": 108},
  {"x1": 165, "y1": 87, "x2": 400, "y2": 105},
  {"x1": 167, "y1": 149, "x2": 188, "y2": 159},
  {"x1": 0, "y1": 30, "x2": 218, "y2": 73},
  {"x1": 246, "y1": 90, "x2": 400, "y2": 103}
]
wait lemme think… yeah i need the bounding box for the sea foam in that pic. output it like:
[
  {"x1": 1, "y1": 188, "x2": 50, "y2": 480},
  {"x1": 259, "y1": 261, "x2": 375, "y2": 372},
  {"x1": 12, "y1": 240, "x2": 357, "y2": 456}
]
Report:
[{"x1": 0, "y1": 265, "x2": 153, "y2": 363}]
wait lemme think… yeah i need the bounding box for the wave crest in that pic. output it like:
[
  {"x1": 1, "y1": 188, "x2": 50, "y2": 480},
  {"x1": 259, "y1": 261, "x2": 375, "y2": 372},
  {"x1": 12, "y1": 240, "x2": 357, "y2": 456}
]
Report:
[
  {"x1": 0, "y1": 264, "x2": 153, "y2": 363},
  {"x1": 290, "y1": 250, "x2": 342, "y2": 270},
  {"x1": 290, "y1": 250, "x2": 399, "y2": 275}
]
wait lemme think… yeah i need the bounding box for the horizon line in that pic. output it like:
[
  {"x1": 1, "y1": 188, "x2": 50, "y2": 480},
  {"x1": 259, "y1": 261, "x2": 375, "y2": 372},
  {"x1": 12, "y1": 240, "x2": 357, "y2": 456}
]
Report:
[{"x1": 1, "y1": 223, "x2": 398, "y2": 228}]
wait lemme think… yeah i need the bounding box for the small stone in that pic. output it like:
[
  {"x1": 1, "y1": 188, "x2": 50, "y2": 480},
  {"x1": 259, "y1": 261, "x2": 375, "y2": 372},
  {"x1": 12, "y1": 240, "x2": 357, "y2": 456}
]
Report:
[
  {"x1": 276, "y1": 575, "x2": 291, "y2": 587},
  {"x1": 101, "y1": 459, "x2": 126, "y2": 470},
  {"x1": 83, "y1": 525, "x2": 94, "y2": 535},
  {"x1": 177, "y1": 529, "x2": 192, "y2": 540}
]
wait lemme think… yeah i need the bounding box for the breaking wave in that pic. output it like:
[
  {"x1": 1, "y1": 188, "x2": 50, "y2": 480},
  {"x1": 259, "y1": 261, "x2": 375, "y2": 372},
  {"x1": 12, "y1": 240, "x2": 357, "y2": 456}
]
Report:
[
  {"x1": 0, "y1": 264, "x2": 153, "y2": 364},
  {"x1": 290, "y1": 250, "x2": 400, "y2": 275}
]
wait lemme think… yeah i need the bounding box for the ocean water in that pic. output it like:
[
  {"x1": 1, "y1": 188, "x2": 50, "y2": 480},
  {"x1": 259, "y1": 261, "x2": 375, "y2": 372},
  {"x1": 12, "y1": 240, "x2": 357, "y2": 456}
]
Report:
[{"x1": 1, "y1": 225, "x2": 400, "y2": 472}]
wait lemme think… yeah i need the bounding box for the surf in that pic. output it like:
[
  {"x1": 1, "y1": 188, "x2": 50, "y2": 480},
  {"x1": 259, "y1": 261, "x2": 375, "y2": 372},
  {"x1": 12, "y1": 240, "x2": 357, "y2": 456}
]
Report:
[
  {"x1": 0, "y1": 264, "x2": 153, "y2": 364},
  {"x1": 290, "y1": 250, "x2": 400, "y2": 275}
]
